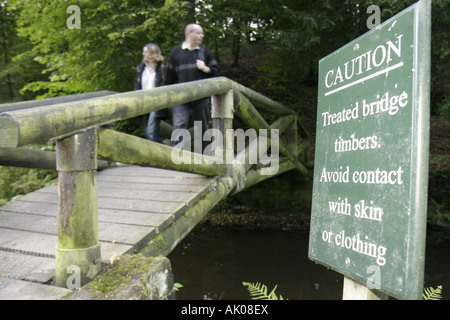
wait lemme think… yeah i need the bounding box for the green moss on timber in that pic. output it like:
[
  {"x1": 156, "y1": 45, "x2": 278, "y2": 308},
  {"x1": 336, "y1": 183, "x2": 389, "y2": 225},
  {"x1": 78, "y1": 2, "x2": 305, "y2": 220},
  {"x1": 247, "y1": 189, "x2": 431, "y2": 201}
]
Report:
[
  {"x1": 88, "y1": 254, "x2": 157, "y2": 297},
  {"x1": 57, "y1": 171, "x2": 98, "y2": 249},
  {"x1": 152, "y1": 234, "x2": 167, "y2": 249},
  {"x1": 138, "y1": 179, "x2": 231, "y2": 257}
]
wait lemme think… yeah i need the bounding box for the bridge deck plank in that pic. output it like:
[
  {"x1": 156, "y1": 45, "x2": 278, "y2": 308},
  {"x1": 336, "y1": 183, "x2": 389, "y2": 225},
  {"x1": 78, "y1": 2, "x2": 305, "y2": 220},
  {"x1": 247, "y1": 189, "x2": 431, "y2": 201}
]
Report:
[{"x1": 0, "y1": 165, "x2": 218, "y2": 295}]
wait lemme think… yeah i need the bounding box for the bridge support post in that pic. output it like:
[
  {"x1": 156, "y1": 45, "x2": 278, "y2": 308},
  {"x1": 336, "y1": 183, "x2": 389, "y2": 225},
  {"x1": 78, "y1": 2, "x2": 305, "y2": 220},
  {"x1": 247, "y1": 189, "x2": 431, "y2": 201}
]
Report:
[
  {"x1": 54, "y1": 128, "x2": 101, "y2": 288},
  {"x1": 212, "y1": 90, "x2": 234, "y2": 165},
  {"x1": 212, "y1": 90, "x2": 246, "y2": 193}
]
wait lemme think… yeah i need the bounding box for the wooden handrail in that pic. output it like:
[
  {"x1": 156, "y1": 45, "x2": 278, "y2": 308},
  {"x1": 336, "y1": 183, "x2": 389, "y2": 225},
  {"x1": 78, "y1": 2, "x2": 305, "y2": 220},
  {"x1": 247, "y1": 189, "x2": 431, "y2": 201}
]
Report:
[
  {"x1": 0, "y1": 76, "x2": 311, "y2": 176},
  {"x1": 0, "y1": 91, "x2": 116, "y2": 113},
  {"x1": 0, "y1": 77, "x2": 232, "y2": 148},
  {"x1": 0, "y1": 147, "x2": 110, "y2": 170},
  {"x1": 0, "y1": 76, "x2": 312, "y2": 288},
  {"x1": 0, "y1": 76, "x2": 311, "y2": 177},
  {"x1": 0, "y1": 77, "x2": 308, "y2": 147}
]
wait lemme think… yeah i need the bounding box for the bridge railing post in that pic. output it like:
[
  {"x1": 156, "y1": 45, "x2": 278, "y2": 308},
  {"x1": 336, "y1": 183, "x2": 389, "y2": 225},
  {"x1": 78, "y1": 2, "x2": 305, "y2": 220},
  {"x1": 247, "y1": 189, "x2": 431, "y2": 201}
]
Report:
[
  {"x1": 212, "y1": 90, "x2": 234, "y2": 168},
  {"x1": 211, "y1": 90, "x2": 248, "y2": 193},
  {"x1": 54, "y1": 128, "x2": 101, "y2": 288}
]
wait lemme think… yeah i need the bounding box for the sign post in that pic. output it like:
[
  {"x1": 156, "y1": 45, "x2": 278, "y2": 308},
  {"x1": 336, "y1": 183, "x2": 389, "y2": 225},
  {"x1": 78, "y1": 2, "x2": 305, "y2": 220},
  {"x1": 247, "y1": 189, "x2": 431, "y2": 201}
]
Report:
[{"x1": 308, "y1": 0, "x2": 431, "y2": 300}]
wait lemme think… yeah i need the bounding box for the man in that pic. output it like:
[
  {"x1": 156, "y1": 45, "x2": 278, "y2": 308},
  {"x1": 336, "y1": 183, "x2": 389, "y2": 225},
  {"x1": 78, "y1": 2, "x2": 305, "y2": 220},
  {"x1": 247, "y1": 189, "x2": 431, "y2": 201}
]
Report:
[{"x1": 164, "y1": 23, "x2": 220, "y2": 150}]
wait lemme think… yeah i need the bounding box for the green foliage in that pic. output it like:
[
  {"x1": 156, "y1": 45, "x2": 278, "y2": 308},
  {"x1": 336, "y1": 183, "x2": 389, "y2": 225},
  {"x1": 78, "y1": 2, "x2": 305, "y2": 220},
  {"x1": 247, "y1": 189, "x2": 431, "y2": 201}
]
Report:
[
  {"x1": 0, "y1": 143, "x2": 57, "y2": 205},
  {"x1": 173, "y1": 282, "x2": 184, "y2": 292},
  {"x1": 196, "y1": 0, "x2": 267, "y2": 66},
  {"x1": 0, "y1": 3, "x2": 47, "y2": 102},
  {"x1": 423, "y1": 285, "x2": 443, "y2": 300},
  {"x1": 257, "y1": 0, "x2": 338, "y2": 86},
  {"x1": 0, "y1": 165, "x2": 58, "y2": 206},
  {"x1": 242, "y1": 282, "x2": 284, "y2": 300},
  {"x1": 257, "y1": 0, "x2": 450, "y2": 88},
  {"x1": 7, "y1": 0, "x2": 189, "y2": 97},
  {"x1": 3, "y1": 0, "x2": 449, "y2": 105},
  {"x1": 243, "y1": 282, "x2": 443, "y2": 300}
]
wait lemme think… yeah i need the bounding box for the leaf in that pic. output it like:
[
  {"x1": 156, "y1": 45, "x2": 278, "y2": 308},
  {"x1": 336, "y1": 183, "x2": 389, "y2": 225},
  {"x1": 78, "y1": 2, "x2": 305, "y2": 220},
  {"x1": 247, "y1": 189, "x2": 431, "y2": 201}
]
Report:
[
  {"x1": 242, "y1": 281, "x2": 284, "y2": 300},
  {"x1": 423, "y1": 285, "x2": 443, "y2": 300},
  {"x1": 173, "y1": 283, "x2": 183, "y2": 292}
]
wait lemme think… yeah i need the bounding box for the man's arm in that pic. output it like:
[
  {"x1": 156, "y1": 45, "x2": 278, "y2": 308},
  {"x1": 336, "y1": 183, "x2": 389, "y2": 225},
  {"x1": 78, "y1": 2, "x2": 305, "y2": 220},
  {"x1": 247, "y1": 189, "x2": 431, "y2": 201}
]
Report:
[
  {"x1": 163, "y1": 48, "x2": 178, "y2": 85},
  {"x1": 201, "y1": 47, "x2": 220, "y2": 77}
]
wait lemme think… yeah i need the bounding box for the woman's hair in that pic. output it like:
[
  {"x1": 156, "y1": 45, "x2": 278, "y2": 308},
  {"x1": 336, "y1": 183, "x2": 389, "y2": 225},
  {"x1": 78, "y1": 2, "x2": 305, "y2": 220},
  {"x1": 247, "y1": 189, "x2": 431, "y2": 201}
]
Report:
[{"x1": 143, "y1": 43, "x2": 164, "y2": 63}]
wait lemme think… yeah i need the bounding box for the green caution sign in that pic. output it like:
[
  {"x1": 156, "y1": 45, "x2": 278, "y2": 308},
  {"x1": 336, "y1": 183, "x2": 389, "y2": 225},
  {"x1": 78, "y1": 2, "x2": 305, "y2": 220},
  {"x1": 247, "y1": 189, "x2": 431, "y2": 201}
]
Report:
[{"x1": 308, "y1": 0, "x2": 431, "y2": 300}]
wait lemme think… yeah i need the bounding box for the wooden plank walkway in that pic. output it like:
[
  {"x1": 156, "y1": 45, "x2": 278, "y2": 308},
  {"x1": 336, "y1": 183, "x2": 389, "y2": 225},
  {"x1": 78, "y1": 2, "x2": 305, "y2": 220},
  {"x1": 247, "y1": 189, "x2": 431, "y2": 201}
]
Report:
[{"x1": 0, "y1": 165, "x2": 219, "y2": 299}]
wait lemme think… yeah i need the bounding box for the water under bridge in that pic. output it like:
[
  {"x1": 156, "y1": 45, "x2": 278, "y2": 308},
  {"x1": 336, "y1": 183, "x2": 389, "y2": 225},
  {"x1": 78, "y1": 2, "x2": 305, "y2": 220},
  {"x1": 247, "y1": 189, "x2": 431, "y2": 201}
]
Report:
[{"x1": 0, "y1": 77, "x2": 311, "y2": 299}]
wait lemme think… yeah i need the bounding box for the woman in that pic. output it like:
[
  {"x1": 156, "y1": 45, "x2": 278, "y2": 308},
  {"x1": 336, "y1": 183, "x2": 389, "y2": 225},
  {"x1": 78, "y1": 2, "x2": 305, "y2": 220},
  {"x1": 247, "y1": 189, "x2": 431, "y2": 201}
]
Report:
[{"x1": 134, "y1": 43, "x2": 168, "y2": 143}]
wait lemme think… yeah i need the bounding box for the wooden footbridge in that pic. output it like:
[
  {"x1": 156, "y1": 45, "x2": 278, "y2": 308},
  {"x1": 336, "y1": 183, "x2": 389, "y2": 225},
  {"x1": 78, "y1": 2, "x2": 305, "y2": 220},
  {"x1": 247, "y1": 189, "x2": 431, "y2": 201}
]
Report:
[{"x1": 0, "y1": 77, "x2": 311, "y2": 299}]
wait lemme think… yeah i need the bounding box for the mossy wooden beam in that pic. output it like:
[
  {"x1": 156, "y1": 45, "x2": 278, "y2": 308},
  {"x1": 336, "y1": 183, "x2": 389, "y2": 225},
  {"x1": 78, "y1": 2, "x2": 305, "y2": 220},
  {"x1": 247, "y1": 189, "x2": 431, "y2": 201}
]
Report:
[
  {"x1": 0, "y1": 77, "x2": 232, "y2": 148},
  {"x1": 0, "y1": 147, "x2": 56, "y2": 170},
  {"x1": 272, "y1": 116, "x2": 309, "y2": 176},
  {"x1": 0, "y1": 147, "x2": 110, "y2": 170},
  {"x1": 234, "y1": 92, "x2": 294, "y2": 162},
  {"x1": 242, "y1": 159, "x2": 299, "y2": 191},
  {"x1": 231, "y1": 80, "x2": 309, "y2": 143},
  {"x1": 234, "y1": 115, "x2": 294, "y2": 173},
  {"x1": 270, "y1": 114, "x2": 296, "y2": 133},
  {"x1": 230, "y1": 80, "x2": 309, "y2": 141},
  {"x1": 295, "y1": 116, "x2": 310, "y2": 140},
  {"x1": 139, "y1": 176, "x2": 234, "y2": 257},
  {"x1": 234, "y1": 94, "x2": 309, "y2": 176},
  {"x1": 298, "y1": 140, "x2": 312, "y2": 166},
  {"x1": 0, "y1": 91, "x2": 116, "y2": 113},
  {"x1": 97, "y1": 129, "x2": 227, "y2": 177},
  {"x1": 272, "y1": 115, "x2": 310, "y2": 171},
  {"x1": 230, "y1": 81, "x2": 295, "y2": 116},
  {"x1": 285, "y1": 116, "x2": 300, "y2": 159},
  {"x1": 233, "y1": 82, "x2": 309, "y2": 139}
]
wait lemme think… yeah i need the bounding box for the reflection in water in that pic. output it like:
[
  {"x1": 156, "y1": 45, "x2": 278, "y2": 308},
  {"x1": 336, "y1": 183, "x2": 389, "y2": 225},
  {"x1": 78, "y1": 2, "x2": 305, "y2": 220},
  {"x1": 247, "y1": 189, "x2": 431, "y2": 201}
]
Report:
[{"x1": 169, "y1": 226, "x2": 450, "y2": 300}]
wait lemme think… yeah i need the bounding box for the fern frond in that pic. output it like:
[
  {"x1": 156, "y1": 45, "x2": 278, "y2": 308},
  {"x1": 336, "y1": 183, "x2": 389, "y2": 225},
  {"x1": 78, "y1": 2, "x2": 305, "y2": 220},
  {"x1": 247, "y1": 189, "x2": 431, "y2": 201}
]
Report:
[
  {"x1": 423, "y1": 285, "x2": 442, "y2": 300},
  {"x1": 242, "y1": 282, "x2": 284, "y2": 300}
]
